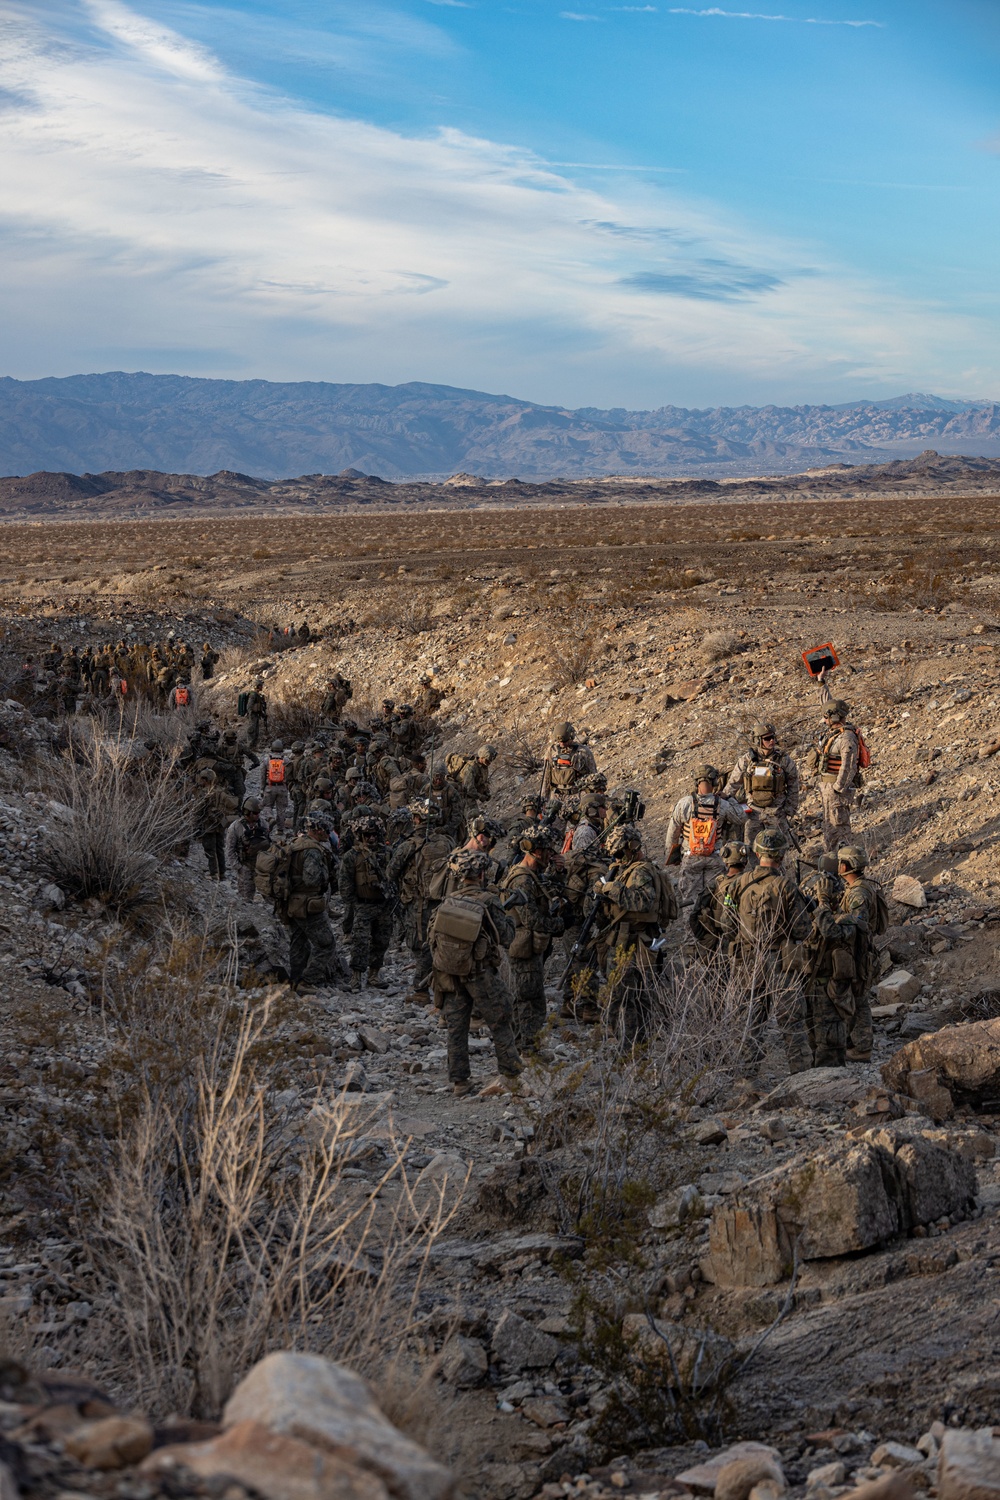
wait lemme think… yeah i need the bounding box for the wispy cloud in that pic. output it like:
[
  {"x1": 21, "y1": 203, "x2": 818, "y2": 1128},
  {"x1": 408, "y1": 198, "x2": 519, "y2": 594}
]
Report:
[
  {"x1": 668, "y1": 8, "x2": 884, "y2": 25},
  {"x1": 620, "y1": 264, "x2": 784, "y2": 300},
  {"x1": 560, "y1": 11, "x2": 602, "y2": 18},
  {"x1": 0, "y1": 0, "x2": 975, "y2": 405}
]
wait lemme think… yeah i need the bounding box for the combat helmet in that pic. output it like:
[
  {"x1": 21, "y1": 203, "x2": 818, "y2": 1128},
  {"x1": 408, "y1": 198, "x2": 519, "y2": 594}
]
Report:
[
  {"x1": 353, "y1": 780, "x2": 378, "y2": 801},
  {"x1": 477, "y1": 744, "x2": 498, "y2": 763},
  {"x1": 824, "y1": 700, "x2": 850, "y2": 723},
  {"x1": 242, "y1": 796, "x2": 261, "y2": 814},
  {"x1": 518, "y1": 826, "x2": 558, "y2": 855},
  {"x1": 555, "y1": 721, "x2": 575, "y2": 743},
  {"x1": 448, "y1": 848, "x2": 490, "y2": 880},
  {"x1": 720, "y1": 840, "x2": 749, "y2": 867},
  {"x1": 693, "y1": 763, "x2": 721, "y2": 789},
  {"x1": 303, "y1": 810, "x2": 334, "y2": 834},
  {"x1": 521, "y1": 793, "x2": 543, "y2": 814},
  {"x1": 754, "y1": 722, "x2": 778, "y2": 744},
  {"x1": 837, "y1": 845, "x2": 868, "y2": 873},
  {"x1": 606, "y1": 822, "x2": 642, "y2": 860},
  {"x1": 753, "y1": 828, "x2": 786, "y2": 859},
  {"x1": 468, "y1": 814, "x2": 505, "y2": 842},
  {"x1": 353, "y1": 814, "x2": 383, "y2": 840}
]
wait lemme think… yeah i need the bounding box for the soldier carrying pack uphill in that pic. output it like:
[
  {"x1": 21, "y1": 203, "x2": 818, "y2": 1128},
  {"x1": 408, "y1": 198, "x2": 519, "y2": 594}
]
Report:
[{"x1": 723, "y1": 722, "x2": 799, "y2": 856}]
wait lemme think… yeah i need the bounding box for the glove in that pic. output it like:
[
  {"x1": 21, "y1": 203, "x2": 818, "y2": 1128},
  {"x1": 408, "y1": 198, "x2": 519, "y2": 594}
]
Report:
[{"x1": 814, "y1": 873, "x2": 838, "y2": 907}]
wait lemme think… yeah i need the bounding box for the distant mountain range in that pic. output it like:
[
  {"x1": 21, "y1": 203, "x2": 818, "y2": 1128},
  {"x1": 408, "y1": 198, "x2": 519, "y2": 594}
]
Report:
[{"x1": 2, "y1": 372, "x2": 1000, "y2": 480}]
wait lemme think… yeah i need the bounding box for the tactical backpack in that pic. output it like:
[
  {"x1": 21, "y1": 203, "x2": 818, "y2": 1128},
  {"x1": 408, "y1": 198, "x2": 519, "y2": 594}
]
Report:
[
  {"x1": 174, "y1": 685, "x2": 190, "y2": 708},
  {"x1": 254, "y1": 845, "x2": 297, "y2": 903},
  {"x1": 237, "y1": 691, "x2": 249, "y2": 717},
  {"x1": 652, "y1": 865, "x2": 679, "y2": 926},
  {"x1": 267, "y1": 756, "x2": 286, "y2": 785},
  {"x1": 428, "y1": 893, "x2": 491, "y2": 976},
  {"x1": 736, "y1": 868, "x2": 790, "y2": 945},
  {"x1": 352, "y1": 848, "x2": 385, "y2": 902},
  {"x1": 445, "y1": 752, "x2": 471, "y2": 779}
]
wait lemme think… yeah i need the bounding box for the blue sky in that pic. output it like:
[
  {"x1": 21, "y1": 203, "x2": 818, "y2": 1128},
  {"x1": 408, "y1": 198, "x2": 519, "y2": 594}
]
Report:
[{"x1": 0, "y1": 0, "x2": 998, "y2": 406}]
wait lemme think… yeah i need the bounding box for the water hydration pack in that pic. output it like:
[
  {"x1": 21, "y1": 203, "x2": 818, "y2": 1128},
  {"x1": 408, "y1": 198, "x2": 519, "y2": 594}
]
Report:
[{"x1": 428, "y1": 893, "x2": 489, "y2": 976}]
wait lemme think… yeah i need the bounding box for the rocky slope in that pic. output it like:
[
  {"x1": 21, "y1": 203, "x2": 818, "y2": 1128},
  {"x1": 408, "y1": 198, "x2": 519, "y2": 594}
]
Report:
[
  {"x1": 1, "y1": 492, "x2": 1000, "y2": 1499},
  {"x1": 2, "y1": 373, "x2": 1000, "y2": 480}
]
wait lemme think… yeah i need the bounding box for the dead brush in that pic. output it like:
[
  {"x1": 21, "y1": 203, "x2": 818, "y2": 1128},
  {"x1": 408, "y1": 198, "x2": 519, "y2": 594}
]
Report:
[
  {"x1": 498, "y1": 714, "x2": 544, "y2": 777},
  {"x1": 37, "y1": 726, "x2": 192, "y2": 918},
  {"x1": 546, "y1": 627, "x2": 598, "y2": 689},
  {"x1": 398, "y1": 600, "x2": 435, "y2": 636},
  {"x1": 866, "y1": 656, "x2": 918, "y2": 705},
  {"x1": 71, "y1": 937, "x2": 463, "y2": 1419},
  {"x1": 700, "y1": 628, "x2": 741, "y2": 663}
]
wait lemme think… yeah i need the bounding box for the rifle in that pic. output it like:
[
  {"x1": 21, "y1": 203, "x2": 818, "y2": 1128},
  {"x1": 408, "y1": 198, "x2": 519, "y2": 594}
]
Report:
[{"x1": 558, "y1": 890, "x2": 606, "y2": 987}]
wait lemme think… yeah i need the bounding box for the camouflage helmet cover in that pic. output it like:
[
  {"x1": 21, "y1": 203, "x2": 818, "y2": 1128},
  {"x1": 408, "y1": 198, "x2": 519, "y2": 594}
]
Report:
[
  {"x1": 693, "y1": 763, "x2": 720, "y2": 787},
  {"x1": 242, "y1": 796, "x2": 261, "y2": 814},
  {"x1": 521, "y1": 793, "x2": 543, "y2": 812},
  {"x1": 304, "y1": 811, "x2": 334, "y2": 833},
  {"x1": 449, "y1": 848, "x2": 490, "y2": 879},
  {"x1": 753, "y1": 828, "x2": 787, "y2": 857},
  {"x1": 353, "y1": 780, "x2": 378, "y2": 800},
  {"x1": 606, "y1": 822, "x2": 642, "y2": 858},
  {"x1": 477, "y1": 744, "x2": 498, "y2": 762},
  {"x1": 353, "y1": 814, "x2": 383, "y2": 839},
  {"x1": 518, "y1": 826, "x2": 558, "y2": 854}
]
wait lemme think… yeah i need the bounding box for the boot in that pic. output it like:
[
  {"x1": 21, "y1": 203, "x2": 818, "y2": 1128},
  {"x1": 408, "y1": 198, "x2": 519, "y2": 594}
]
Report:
[
  {"x1": 406, "y1": 990, "x2": 432, "y2": 1006},
  {"x1": 348, "y1": 970, "x2": 363, "y2": 993},
  {"x1": 845, "y1": 1047, "x2": 872, "y2": 1062},
  {"x1": 453, "y1": 1080, "x2": 474, "y2": 1097},
  {"x1": 367, "y1": 969, "x2": 389, "y2": 990}
]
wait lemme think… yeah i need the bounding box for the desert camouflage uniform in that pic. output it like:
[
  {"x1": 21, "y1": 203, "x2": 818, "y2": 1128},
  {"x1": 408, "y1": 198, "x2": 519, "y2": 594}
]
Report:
[
  {"x1": 499, "y1": 862, "x2": 565, "y2": 1049},
  {"x1": 732, "y1": 866, "x2": 812, "y2": 1074},
  {"x1": 597, "y1": 855, "x2": 670, "y2": 1043},
  {"x1": 723, "y1": 749, "x2": 799, "y2": 855},
  {"x1": 194, "y1": 784, "x2": 239, "y2": 880},
  {"x1": 817, "y1": 681, "x2": 859, "y2": 856},
  {"x1": 338, "y1": 844, "x2": 394, "y2": 980},
  {"x1": 799, "y1": 874, "x2": 856, "y2": 1067},
  {"x1": 282, "y1": 835, "x2": 340, "y2": 988},
  {"x1": 225, "y1": 814, "x2": 270, "y2": 901},
  {"x1": 840, "y1": 877, "x2": 881, "y2": 1057},
  {"x1": 387, "y1": 824, "x2": 454, "y2": 998},
  {"x1": 459, "y1": 758, "x2": 492, "y2": 809},
  {"x1": 665, "y1": 792, "x2": 746, "y2": 910},
  {"x1": 243, "y1": 689, "x2": 268, "y2": 750},
  {"x1": 432, "y1": 884, "x2": 521, "y2": 1084}
]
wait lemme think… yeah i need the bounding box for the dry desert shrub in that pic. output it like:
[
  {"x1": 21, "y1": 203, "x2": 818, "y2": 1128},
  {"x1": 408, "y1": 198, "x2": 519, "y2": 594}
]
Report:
[
  {"x1": 546, "y1": 627, "x2": 598, "y2": 689},
  {"x1": 866, "y1": 655, "x2": 918, "y2": 704},
  {"x1": 38, "y1": 729, "x2": 191, "y2": 917},
  {"x1": 76, "y1": 942, "x2": 462, "y2": 1419},
  {"x1": 700, "y1": 628, "x2": 741, "y2": 663}
]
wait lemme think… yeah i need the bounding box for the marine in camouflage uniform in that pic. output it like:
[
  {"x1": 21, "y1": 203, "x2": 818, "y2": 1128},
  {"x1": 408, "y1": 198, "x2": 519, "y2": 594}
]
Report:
[
  {"x1": 281, "y1": 813, "x2": 341, "y2": 990},
  {"x1": 596, "y1": 824, "x2": 675, "y2": 1044},
  {"x1": 243, "y1": 680, "x2": 268, "y2": 750},
  {"x1": 723, "y1": 723, "x2": 799, "y2": 859},
  {"x1": 225, "y1": 796, "x2": 270, "y2": 901},
  {"x1": 386, "y1": 802, "x2": 455, "y2": 1004},
  {"x1": 338, "y1": 816, "x2": 394, "y2": 990},
  {"x1": 799, "y1": 866, "x2": 856, "y2": 1067},
  {"x1": 665, "y1": 765, "x2": 746, "y2": 911},
  {"x1": 570, "y1": 794, "x2": 606, "y2": 855},
  {"x1": 459, "y1": 745, "x2": 498, "y2": 813},
  {"x1": 499, "y1": 827, "x2": 565, "y2": 1051},
  {"x1": 429, "y1": 769, "x2": 464, "y2": 842},
  {"x1": 540, "y1": 721, "x2": 597, "y2": 801},
  {"x1": 837, "y1": 845, "x2": 885, "y2": 1061},
  {"x1": 814, "y1": 674, "x2": 860, "y2": 857},
  {"x1": 731, "y1": 830, "x2": 812, "y2": 1074},
  {"x1": 690, "y1": 841, "x2": 749, "y2": 957},
  {"x1": 429, "y1": 850, "x2": 522, "y2": 1094},
  {"x1": 193, "y1": 768, "x2": 239, "y2": 880},
  {"x1": 559, "y1": 840, "x2": 610, "y2": 1019}
]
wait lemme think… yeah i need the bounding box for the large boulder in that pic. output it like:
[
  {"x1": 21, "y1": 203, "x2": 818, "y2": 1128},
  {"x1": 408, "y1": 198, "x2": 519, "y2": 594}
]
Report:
[
  {"x1": 702, "y1": 1131, "x2": 975, "y2": 1288},
  {"x1": 221, "y1": 1353, "x2": 453, "y2": 1500},
  {"x1": 491, "y1": 1309, "x2": 561, "y2": 1373},
  {"x1": 143, "y1": 1420, "x2": 389, "y2": 1500},
  {"x1": 883, "y1": 1018, "x2": 1000, "y2": 1111},
  {"x1": 938, "y1": 1427, "x2": 1000, "y2": 1500}
]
